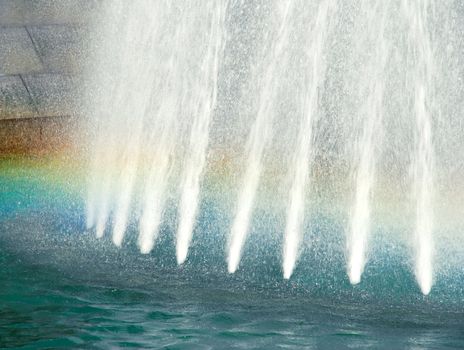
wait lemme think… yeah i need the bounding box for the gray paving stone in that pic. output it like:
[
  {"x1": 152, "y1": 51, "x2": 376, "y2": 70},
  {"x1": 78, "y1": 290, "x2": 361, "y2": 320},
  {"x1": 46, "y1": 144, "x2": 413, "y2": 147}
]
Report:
[
  {"x1": 0, "y1": 27, "x2": 44, "y2": 75},
  {"x1": 0, "y1": 75, "x2": 37, "y2": 120},
  {"x1": 0, "y1": 0, "x2": 100, "y2": 26},
  {"x1": 22, "y1": 73, "x2": 79, "y2": 117},
  {"x1": 28, "y1": 25, "x2": 88, "y2": 74}
]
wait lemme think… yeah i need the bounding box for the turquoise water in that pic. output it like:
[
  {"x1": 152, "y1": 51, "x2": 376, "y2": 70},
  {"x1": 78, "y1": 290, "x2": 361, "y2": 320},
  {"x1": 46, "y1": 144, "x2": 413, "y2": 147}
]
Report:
[{"x1": 1, "y1": 163, "x2": 464, "y2": 349}]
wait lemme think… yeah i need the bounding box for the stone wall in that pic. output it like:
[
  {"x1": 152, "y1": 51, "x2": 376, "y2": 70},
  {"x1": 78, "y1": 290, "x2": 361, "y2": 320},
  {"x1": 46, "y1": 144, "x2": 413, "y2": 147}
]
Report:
[{"x1": 0, "y1": 0, "x2": 98, "y2": 154}]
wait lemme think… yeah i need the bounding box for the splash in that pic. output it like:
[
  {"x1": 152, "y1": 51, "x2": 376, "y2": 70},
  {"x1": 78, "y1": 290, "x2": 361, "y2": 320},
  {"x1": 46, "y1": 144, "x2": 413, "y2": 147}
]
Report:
[
  {"x1": 228, "y1": 1, "x2": 295, "y2": 274},
  {"x1": 404, "y1": 0, "x2": 436, "y2": 295},
  {"x1": 283, "y1": 0, "x2": 335, "y2": 279},
  {"x1": 176, "y1": 1, "x2": 228, "y2": 265},
  {"x1": 347, "y1": 0, "x2": 389, "y2": 285}
]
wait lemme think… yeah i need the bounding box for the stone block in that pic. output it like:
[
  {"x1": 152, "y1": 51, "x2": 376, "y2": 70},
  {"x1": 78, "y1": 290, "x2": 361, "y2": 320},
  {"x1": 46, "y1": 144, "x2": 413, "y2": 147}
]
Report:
[
  {"x1": 0, "y1": 27, "x2": 44, "y2": 75},
  {"x1": 0, "y1": 75, "x2": 37, "y2": 120},
  {"x1": 28, "y1": 25, "x2": 88, "y2": 74},
  {"x1": 22, "y1": 74, "x2": 79, "y2": 118},
  {"x1": 0, "y1": 116, "x2": 77, "y2": 155},
  {"x1": 39, "y1": 115, "x2": 79, "y2": 151},
  {"x1": 0, "y1": 0, "x2": 100, "y2": 26},
  {"x1": 0, "y1": 0, "x2": 26, "y2": 25},
  {"x1": 0, "y1": 117, "x2": 41, "y2": 154}
]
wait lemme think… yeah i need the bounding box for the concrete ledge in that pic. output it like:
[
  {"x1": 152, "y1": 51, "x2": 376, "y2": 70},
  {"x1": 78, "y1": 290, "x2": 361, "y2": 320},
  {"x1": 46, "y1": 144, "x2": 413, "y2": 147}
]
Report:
[
  {"x1": 0, "y1": 0, "x2": 100, "y2": 26},
  {"x1": 0, "y1": 26, "x2": 43, "y2": 75},
  {"x1": 0, "y1": 75, "x2": 37, "y2": 119},
  {"x1": 28, "y1": 25, "x2": 88, "y2": 74},
  {"x1": 0, "y1": 1, "x2": 91, "y2": 155},
  {"x1": 23, "y1": 74, "x2": 78, "y2": 118},
  {"x1": 0, "y1": 116, "x2": 78, "y2": 155},
  {"x1": 0, "y1": 73, "x2": 78, "y2": 120},
  {"x1": 0, "y1": 2, "x2": 90, "y2": 120}
]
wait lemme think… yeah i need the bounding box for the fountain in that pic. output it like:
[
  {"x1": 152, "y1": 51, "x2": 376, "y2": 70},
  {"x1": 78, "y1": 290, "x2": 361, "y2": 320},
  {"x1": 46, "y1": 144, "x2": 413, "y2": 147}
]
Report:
[
  {"x1": 5, "y1": 0, "x2": 464, "y2": 348},
  {"x1": 84, "y1": 0, "x2": 459, "y2": 296}
]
